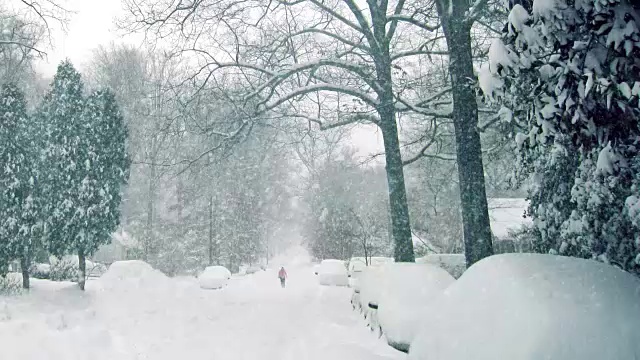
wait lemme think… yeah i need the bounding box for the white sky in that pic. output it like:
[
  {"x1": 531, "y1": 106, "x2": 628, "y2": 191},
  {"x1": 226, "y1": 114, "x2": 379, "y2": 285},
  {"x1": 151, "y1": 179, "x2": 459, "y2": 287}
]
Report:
[
  {"x1": 19, "y1": 0, "x2": 384, "y2": 158},
  {"x1": 31, "y1": 0, "x2": 132, "y2": 77}
]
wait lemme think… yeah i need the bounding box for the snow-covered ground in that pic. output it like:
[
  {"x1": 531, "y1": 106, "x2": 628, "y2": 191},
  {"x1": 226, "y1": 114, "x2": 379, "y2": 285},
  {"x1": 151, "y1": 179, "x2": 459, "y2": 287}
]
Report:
[{"x1": 0, "y1": 259, "x2": 404, "y2": 360}]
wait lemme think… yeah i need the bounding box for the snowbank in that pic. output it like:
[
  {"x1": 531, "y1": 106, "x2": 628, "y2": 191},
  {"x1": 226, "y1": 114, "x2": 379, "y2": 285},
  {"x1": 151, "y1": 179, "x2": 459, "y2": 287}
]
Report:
[
  {"x1": 199, "y1": 266, "x2": 232, "y2": 289},
  {"x1": 409, "y1": 254, "x2": 640, "y2": 360},
  {"x1": 318, "y1": 260, "x2": 349, "y2": 286},
  {"x1": 377, "y1": 263, "x2": 455, "y2": 352},
  {"x1": 98, "y1": 260, "x2": 169, "y2": 292},
  {"x1": 0, "y1": 262, "x2": 406, "y2": 360},
  {"x1": 416, "y1": 254, "x2": 466, "y2": 278}
]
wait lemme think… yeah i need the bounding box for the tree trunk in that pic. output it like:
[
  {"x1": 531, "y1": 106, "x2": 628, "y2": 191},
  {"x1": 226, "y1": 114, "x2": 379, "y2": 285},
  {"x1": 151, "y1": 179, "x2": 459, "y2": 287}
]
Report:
[
  {"x1": 78, "y1": 250, "x2": 86, "y2": 291},
  {"x1": 20, "y1": 255, "x2": 30, "y2": 289},
  {"x1": 208, "y1": 195, "x2": 214, "y2": 266},
  {"x1": 371, "y1": 6, "x2": 415, "y2": 262},
  {"x1": 437, "y1": 0, "x2": 494, "y2": 267},
  {"x1": 363, "y1": 236, "x2": 369, "y2": 266},
  {"x1": 378, "y1": 106, "x2": 415, "y2": 262},
  {"x1": 145, "y1": 163, "x2": 156, "y2": 262},
  {"x1": 265, "y1": 235, "x2": 270, "y2": 266}
]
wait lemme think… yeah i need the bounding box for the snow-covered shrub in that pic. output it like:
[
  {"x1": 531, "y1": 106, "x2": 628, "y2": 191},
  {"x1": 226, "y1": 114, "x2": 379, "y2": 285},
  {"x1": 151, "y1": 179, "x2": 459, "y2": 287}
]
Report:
[
  {"x1": 49, "y1": 256, "x2": 78, "y2": 281},
  {"x1": 30, "y1": 263, "x2": 51, "y2": 279},
  {"x1": 506, "y1": 224, "x2": 539, "y2": 253},
  {"x1": 408, "y1": 254, "x2": 640, "y2": 360},
  {"x1": 0, "y1": 273, "x2": 22, "y2": 295},
  {"x1": 87, "y1": 262, "x2": 108, "y2": 277},
  {"x1": 482, "y1": 0, "x2": 640, "y2": 273}
]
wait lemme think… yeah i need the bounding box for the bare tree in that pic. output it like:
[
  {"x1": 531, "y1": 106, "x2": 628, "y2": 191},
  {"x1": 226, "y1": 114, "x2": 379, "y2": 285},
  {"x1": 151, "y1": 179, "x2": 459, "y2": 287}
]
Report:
[
  {"x1": 2, "y1": 0, "x2": 72, "y2": 55},
  {"x1": 120, "y1": 0, "x2": 445, "y2": 262},
  {"x1": 120, "y1": 0, "x2": 506, "y2": 264}
]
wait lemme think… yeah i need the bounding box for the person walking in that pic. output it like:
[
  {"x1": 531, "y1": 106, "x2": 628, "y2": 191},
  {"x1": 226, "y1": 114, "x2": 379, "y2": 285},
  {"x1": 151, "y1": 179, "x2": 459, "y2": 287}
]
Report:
[{"x1": 278, "y1": 266, "x2": 287, "y2": 288}]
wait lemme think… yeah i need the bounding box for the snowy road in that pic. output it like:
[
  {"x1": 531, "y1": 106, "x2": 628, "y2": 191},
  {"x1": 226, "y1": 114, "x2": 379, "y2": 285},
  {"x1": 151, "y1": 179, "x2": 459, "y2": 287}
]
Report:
[{"x1": 0, "y1": 264, "x2": 404, "y2": 360}]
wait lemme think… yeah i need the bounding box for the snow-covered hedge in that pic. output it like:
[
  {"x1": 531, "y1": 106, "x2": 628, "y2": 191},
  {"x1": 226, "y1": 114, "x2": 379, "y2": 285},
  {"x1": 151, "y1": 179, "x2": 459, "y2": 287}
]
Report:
[
  {"x1": 409, "y1": 254, "x2": 640, "y2": 360},
  {"x1": 30, "y1": 263, "x2": 51, "y2": 279},
  {"x1": 49, "y1": 256, "x2": 79, "y2": 281},
  {"x1": 47, "y1": 256, "x2": 106, "y2": 281},
  {"x1": 0, "y1": 273, "x2": 22, "y2": 295},
  {"x1": 480, "y1": 0, "x2": 640, "y2": 272}
]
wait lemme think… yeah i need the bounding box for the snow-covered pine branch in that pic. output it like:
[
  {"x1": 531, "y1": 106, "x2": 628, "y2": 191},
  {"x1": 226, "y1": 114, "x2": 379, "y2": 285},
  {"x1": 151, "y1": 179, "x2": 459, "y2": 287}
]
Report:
[{"x1": 484, "y1": 0, "x2": 640, "y2": 273}]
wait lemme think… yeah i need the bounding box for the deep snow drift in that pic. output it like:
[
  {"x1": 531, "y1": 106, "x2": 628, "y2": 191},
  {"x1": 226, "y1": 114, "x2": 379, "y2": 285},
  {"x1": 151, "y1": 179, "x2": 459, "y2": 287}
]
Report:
[
  {"x1": 0, "y1": 258, "x2": 403, "y2": 360},
  {"x1": 409, "y1": 254, "x2": 640, "y2": 360}
]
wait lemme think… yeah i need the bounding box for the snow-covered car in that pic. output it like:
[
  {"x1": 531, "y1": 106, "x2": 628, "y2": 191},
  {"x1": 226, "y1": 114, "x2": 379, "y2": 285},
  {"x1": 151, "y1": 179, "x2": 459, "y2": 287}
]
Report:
[
  {"x1": 375, "y1": 263, "x2": 455, "y2": 352},
  {"x1": 368, "y1": 257, "x2": 394, "y2": 267},
  {"x1": 357, "y1": 265, "x2": 386, "y2": 314},
  {"x1": 416, "y1": 254, "x2": 466, "y2": 278},
  {"x1": 409, "y1": 254, "x2": 640, "y2": 360},
  {"x1": 318, "y1": 259, "x2": 349, "y2": 286},
  {"x1": 348, "y1": 257, "x2": 367, "y2": 277},
  {"x1": 198, "y1": 266, "x2": 232, "y2": 290}
]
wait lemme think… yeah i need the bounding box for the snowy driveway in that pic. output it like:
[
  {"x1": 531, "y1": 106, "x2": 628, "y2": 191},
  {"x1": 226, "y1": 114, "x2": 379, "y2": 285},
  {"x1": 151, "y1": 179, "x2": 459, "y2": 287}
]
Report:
[{"x1": 0, "y1": 265, "x2": 404, "y2": 360}]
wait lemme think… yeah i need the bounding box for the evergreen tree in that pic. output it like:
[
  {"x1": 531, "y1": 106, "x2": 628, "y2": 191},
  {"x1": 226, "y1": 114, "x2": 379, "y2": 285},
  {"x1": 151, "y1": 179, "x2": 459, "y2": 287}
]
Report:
[
  {"x1": 0, "y1": 83, "x2": 45, "y2": 288},
  {"x1": 73, "y1": 90, "x2": 129, "y2": 290},
  {"x1": 0, "y1": 83, "x2": 25, "y2": 276},
  {"x1": 39, "y1": 61, "x2": 87, "y2": 281},
  {"x1": 481, "y1": 0, "x2": 640, "y2": 273}
]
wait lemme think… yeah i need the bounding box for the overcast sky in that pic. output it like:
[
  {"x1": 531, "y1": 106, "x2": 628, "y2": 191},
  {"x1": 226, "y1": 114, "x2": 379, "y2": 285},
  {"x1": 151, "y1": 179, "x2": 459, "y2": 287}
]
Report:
[
  {"x1": 32, "y1": 0, "x2": 131, "y2": 77},
  {"x1": 21, "y1": 0, "x2": 384, "y2": 158}
]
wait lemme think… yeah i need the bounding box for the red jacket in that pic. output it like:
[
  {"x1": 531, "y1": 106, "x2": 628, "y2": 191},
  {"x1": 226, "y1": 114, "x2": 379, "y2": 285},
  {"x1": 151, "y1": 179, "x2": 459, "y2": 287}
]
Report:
[{"x1": 278, "y1": 268, "x2": 287, "y2": 279}]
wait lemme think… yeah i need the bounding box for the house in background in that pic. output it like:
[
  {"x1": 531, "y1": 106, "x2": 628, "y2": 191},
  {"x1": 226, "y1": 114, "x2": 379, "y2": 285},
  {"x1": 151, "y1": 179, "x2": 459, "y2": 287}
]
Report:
[{"x1": 487, "y1": 198, "x2": 533, "y2": 254}]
